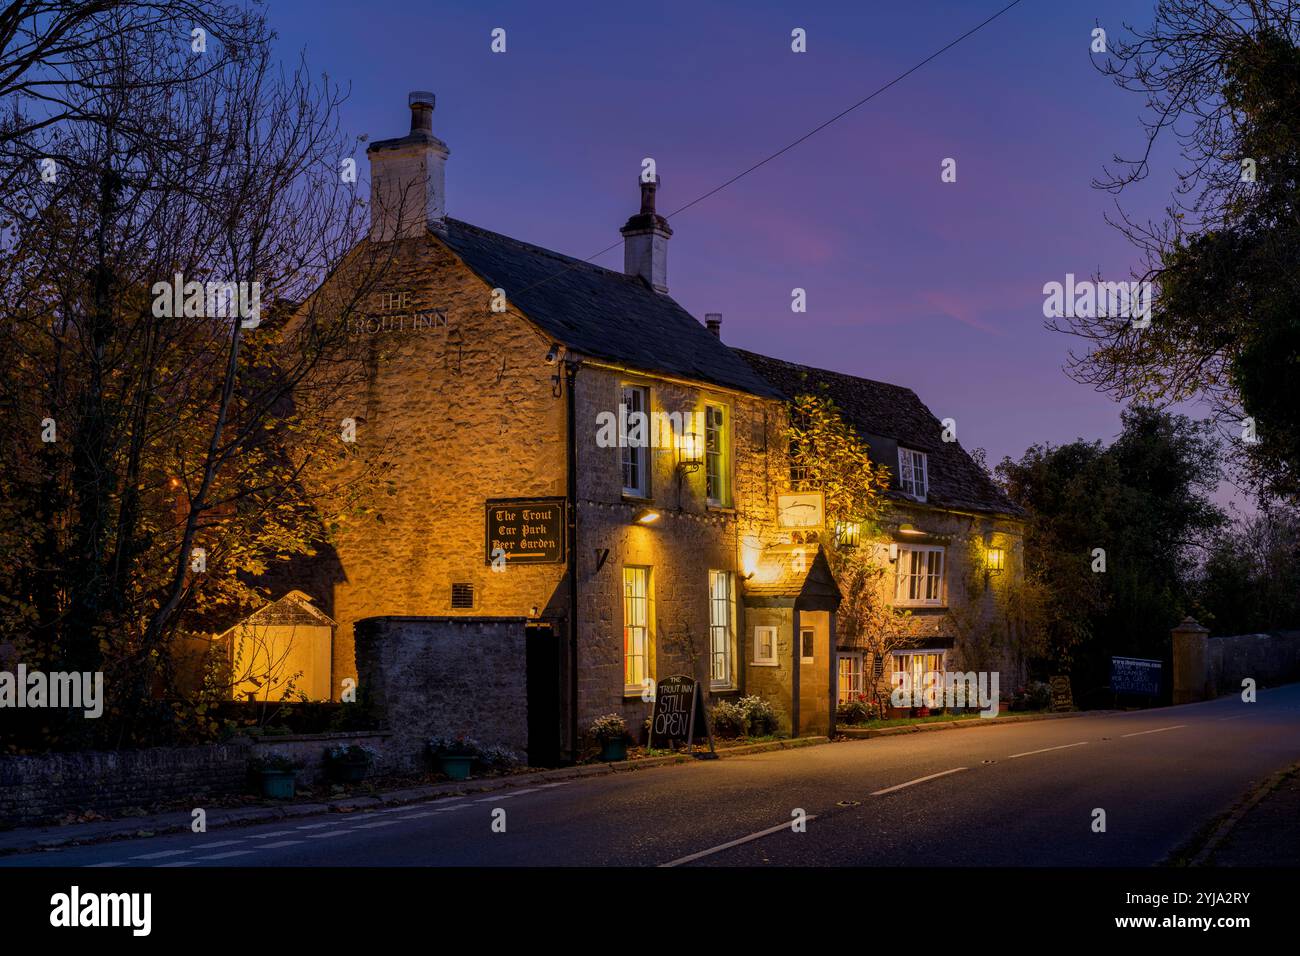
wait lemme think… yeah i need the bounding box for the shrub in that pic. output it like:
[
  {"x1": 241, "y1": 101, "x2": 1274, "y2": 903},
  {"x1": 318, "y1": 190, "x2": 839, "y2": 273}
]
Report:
[
  {"x1": 709, "y1": 699, "x2": 747, "y2": 738},
  {"x1": 588, "y1": 713, "x2": 628, "y2": 744},
  {"x1": 1010, "y1": 681, "x2": 1052, "y2": 712},
  {"x1": 478, "y1": 744, "x2": 523, "y2": 771},
  {"x1": 836, "y1": 696, "x2": 875, "y2": 725},
  {"x1": 739, "y1": 695, "x2": 781, "y2": 736},
  {"x1": 323, "y1": 743, "x2": 377, "y2": 765},
  {"x1": 248, "y1": 752, "x2": 300, "y2": 773},
  {"x1": 428, "y1": 734, "x2": 481, "y2": 758}
]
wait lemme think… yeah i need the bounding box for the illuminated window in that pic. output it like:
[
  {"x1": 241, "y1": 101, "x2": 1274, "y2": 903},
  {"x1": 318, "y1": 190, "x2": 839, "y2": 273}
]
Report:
[
  {"x1": 621, "y1": 385, "x2": 648, "y2": 497},
  {"x1": 898, "y1": 448, "x2": 928, "y2": 501},
  {"x1": 705, "y1": 403, "x2": 731, "y2": 506},
  {"x1": 708, "y1": 571, "x2": 736, "y2": 689},
  {"x1": 623, "y1": 566, "x2": 650, "y2": 693},
  {"x1": 753, "y1": 625, "x2": 778, "y2": 666},
  {"x1": 837, "y1": 653, "x2": 863, "y2": 704},
  {"x1": 892, "y1": 650, "x2": 946, "y2": 697},
  {"x1": 894, "y1": 545, "x2": 946, "y2": 607}
]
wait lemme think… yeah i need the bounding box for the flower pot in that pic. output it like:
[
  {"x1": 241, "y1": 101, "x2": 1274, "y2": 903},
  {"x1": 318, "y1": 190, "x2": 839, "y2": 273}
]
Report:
[
  {"x1": 600, "y1": 739, "x2": 627, "y2": 762},
  {"x1": 439, "y1": 755, "x2": 474, "y2": 780},
  {"x1": 329, "y1": 759, "x2": 369, "y2": 784},
  {"x1": 260, "y1": 769, "x2": 296, "y2": 799}
]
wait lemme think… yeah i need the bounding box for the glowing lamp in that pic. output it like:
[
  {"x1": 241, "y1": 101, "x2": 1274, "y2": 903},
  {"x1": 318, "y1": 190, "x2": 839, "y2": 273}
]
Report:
[
  {"x1": 986, "y1": 547, "x2": 1005, "y2": 575},
  {"x1": 633, "y1": 507, "x2": 660, "y2": 525}
]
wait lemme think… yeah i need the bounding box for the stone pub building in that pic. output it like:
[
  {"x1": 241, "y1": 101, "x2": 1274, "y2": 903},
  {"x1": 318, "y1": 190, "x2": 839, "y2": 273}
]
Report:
[{"x1": 247, "y1": 91, "x2": 1024, "y2": 765}]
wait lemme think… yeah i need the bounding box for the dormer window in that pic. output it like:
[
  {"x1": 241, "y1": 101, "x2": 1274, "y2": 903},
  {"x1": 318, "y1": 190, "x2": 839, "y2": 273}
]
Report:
[{"x1": 898, "y1": 448, "x2": 928, "y2": 502}]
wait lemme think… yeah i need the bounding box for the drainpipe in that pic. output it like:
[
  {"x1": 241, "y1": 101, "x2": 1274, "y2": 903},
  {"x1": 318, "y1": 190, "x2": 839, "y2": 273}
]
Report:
[{"x1": 564, "y1": 357, "x2": 581, "y2": 762}]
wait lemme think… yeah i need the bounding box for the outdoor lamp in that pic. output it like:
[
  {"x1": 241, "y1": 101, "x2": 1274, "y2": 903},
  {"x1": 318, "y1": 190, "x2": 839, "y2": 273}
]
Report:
[
  {"x1": 633, "y1": 507, "x2": 660, "y2": 525},
  {"x1": 676, "y1": 430, "x2": 703, "y2": 473},
  {"x1": 986, "y1": 547, "x2": 1005, "y2": 575},
  {"x1": 898, "y1": 523, "x2": 925, "y2": 536}
]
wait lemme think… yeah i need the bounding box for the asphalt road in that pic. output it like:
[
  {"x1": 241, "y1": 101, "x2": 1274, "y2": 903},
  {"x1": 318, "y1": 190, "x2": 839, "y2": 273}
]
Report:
[{"x1": 6, "y1": 685, "x2": 1299, "y2": 867}]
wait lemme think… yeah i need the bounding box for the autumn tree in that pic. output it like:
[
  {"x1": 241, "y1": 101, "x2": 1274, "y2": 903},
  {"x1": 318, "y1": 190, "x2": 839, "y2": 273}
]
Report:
[
  {"x1": 1056, "y1": 1, "x2": 1300, "y2": 501},
  {"x1": 0, "y1": 4, "x2": 395, "y2": 749}
]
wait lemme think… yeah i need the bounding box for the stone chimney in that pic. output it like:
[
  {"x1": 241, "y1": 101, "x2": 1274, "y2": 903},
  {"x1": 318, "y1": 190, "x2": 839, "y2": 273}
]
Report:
[
  {"x1": 620, "y1": 176, "x2": 672, "y2": 293},
  {"x1": 705, "y1": 313, "x2": 722, "y2": 338},
  {"x1": 367, "y1": 91, "x2": 450, "y2": 241}
]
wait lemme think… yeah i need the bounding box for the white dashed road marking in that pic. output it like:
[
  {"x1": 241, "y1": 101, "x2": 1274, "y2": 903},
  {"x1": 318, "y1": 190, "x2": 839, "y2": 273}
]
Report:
[
  {"x1": 248, "y1": 830, "x2": 295, "y2": 839},
  {"x1": 131, "y1": 850, "x2": 190, "y2": 860},
  {"x1": 871, "y1": 767, "x2": 968, "y2": 796},
  {"x1": 1008, "y1": 742, "x2": 1088, "y2": 759},
  {"x1": 85, "y1": 861, "x2": 126, "y2": 868},
  {"x1": 661, "y1": 816, "x2": 819, "y2": 868},
  {"x1": 306, "y1": 831, "x2": 351, "y2": 839},
  {"x1": 192, "y1": 840, "x2": 244, "y2": 850},
  {"x1": 194, "y1": 850, "x2": 256, "y2": 861},
  {"x1": 1121, "y1": 725, "x2": 1186, "y2": 738},
  {"x1": 255, "y1": 840, "x2": 303, "y2": 849}
]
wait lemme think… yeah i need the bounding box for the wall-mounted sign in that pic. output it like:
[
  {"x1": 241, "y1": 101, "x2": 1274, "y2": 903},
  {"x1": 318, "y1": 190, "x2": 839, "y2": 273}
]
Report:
[
  {"x1": 1111, "y1": 656, "x2": 1162, "y2": 696},
  {"x1": 347, "y1": 289, "x2": 448, "y2": 335},
  {"x1": 485, "y1": 498, "x2": 566, "y2": 565},
  {"x1": 777, "y1": 491, "x2": 825, "y2": 528},
  {"x1": 1049, "y1": 675, "x2": 1073, "y2": 712}
]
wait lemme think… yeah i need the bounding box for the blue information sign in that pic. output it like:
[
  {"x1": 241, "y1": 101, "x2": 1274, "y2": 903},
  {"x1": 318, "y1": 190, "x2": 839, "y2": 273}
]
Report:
[{"x1": 1111, "y1": 656, "x2": 1162, "y2": 696}]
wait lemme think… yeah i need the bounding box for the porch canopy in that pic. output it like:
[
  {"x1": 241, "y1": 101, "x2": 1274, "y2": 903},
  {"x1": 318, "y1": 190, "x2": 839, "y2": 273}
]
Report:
[{"x1": 742, "y1": 544, "x2": 841, "y2": 611}]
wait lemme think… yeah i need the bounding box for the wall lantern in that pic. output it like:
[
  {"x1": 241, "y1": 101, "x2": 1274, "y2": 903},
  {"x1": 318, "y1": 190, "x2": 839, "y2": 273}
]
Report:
[
  {"x1": 676, "y1": 430, "x2": 703, "y2": 473},
  {"x1": 888, "y1": 542, "x2": 899, "y2": 563},
  {"x1": 986, "y1": 547, "x2": 1006, "y2": 575},
  {"x1": 898, "y1": 523, "x2": 925, "y2": 536},
  {"x1": 633, "y1": 507, "x2": 661, "y2": 525},
  {"x1": 834, "y1": 519, "x2": 861, "y2": 550}
]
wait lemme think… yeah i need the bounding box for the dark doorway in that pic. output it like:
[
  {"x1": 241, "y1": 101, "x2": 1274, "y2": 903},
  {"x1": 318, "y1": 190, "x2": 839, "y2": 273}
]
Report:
[{"x1": 525, "y1": 623, "x2": 562, "y2": 767}]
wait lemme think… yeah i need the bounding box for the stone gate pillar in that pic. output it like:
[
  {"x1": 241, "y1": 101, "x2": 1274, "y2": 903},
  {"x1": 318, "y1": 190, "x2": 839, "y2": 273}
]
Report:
[{"x1": 1171, "y1": 616, "x2": 1211, "y2": 704}]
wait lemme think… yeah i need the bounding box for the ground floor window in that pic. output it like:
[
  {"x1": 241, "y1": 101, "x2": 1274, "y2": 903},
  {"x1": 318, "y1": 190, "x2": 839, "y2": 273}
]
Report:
[
  {"x1": 838, "y1": 653, "x2": 863, "y2": 703},
  {"x1": 892, "y1": 650, "x2": 946, "y2": 695},
  {"x1": 753, "y1": 625, "x2": 778, "y2": 666},
  {"x1": 800, "y1": 627, "x2": 815, "y2": 663},
  {"x1": 623, "y1": 566, "x2": 650, "y2": 693},
  {"x1": 708, "y1": 570, "x2": 736, "y2": 689}
]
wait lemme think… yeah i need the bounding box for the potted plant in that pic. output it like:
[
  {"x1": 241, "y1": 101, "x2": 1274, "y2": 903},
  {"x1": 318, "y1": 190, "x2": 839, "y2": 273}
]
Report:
[
  {"x1": 590, "y1": 714, "x2": 629, "y2": 762},
  {"x1": 323, "y1": 743, "x2": 376, "y2": 783},
  {"x1": 429, "y1": 735, "x2": 480, "y2": 780},
  {"x1": 249, "y1": 752, "x2": 300, "y2": 799}
]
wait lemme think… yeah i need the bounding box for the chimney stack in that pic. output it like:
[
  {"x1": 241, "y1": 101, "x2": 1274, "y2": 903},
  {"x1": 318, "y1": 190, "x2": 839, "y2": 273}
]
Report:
[
  {"x1": 705, "y1": 313, "x2": 722, "y2": 338},
  {"x1": 620, "y1": 176, "x2": 672, "y2": 293},
  {"x1": 367, "y1": 91, "x2": 450, "y2": 241}
]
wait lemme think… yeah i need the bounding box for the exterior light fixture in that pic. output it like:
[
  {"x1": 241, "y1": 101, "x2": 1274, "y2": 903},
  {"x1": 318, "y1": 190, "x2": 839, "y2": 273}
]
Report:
[
  {"x1": 986, "y1": 547, "x2": 1005, "y2": 575},
  {"x1": 898, "y1": 523, "x2": 925, "y2": 536},
  {"x1": 888, "y1": 542, "x2": 899, "y2": 562},
  {"x1": 633, "y1": 507, "x2": 660, "y2": 525},
  {"x1": 676, "y1": 430, "x2": 703, "y2": 473},
  {"x1": 834, "y1": 519, "x2": 861, "y2": 550}
]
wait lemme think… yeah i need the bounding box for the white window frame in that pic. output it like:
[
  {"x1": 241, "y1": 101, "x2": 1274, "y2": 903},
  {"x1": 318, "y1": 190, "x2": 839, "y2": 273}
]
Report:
[
  {"x1": 708, "y1": 570, "x2": 737, "y2": 690},
  {"x1": 752, "y1": 625, "x2": 778, "y2": 666},
  {"x1": 623, "y1": 566, "x2": 651, "y2": 694},
  {"x1": 891, "y1": 649, "x2": 947, "y2": 697},
  {"x1": 621, "y1": 385, "x2": 649, "y2": 498},
  {"x1": 837, "y1": 652, "x2": 864, "y2": 704},
  {"x1": 705, "y1": 402, "x2": 731, "y2": 507},
  {"x1": 800, "y1": 627, "x2": 815, "y2": 664},
  {"x1": 895, "y1": 544, "x2": 946, "y2": 607},
  {"x1": 898, "y1": 447, "x2": 928, "y2": 502}
]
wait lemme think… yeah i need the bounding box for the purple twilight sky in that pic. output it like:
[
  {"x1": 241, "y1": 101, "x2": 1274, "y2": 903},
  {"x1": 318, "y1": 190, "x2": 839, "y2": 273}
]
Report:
[{"x1": 264, "y1": 0, "x2": 1242, "y2": 509}]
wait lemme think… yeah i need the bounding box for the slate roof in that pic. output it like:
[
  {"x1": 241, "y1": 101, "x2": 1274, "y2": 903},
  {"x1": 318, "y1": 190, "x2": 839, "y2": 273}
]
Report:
[
  {"x1": 733, "y1": 350, "x2": 1023, "y2": 518},
  {"x1": 433, "y1": 219, "x2": 782, "y2": 399}
]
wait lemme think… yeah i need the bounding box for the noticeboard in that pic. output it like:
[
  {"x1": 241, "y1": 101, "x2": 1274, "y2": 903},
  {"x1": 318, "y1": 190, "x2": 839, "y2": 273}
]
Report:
[{"x1": 484, "y1": 498, "x2": 566, "y2": 566}]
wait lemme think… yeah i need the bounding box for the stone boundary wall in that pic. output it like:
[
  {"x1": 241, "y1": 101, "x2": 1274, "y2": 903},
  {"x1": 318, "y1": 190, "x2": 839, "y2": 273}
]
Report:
[
  {"x1": 0, "y1": 740, "x2": 253, "y2": 828},
  {"x1": 1173, "y1": 618, "x2": 1300, "y2": 703},
  {"x1": 0, "y1": 730, "x2": 397, "y2": 828},
  {"x1": 354, "y1": 616, "x2": 528, "y2": 771}
]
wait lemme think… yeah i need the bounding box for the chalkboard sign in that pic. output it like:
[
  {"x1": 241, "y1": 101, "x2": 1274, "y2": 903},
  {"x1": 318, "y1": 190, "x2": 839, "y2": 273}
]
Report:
[
  {"x1": 648, "y1": 675, "x2": 715, "y2": 756},
  {"x1": 1049, "y1": 675, "x2": 1073, "y2": 712},
  {"x1": 1111, "y1": 656, "x2": 1162, "y2": 696}
]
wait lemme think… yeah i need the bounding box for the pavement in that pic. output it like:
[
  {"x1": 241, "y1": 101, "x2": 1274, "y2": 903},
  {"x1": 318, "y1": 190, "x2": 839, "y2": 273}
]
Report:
[{"x1": 2, "y1": 685, "x2": 1296, "y2": 867}]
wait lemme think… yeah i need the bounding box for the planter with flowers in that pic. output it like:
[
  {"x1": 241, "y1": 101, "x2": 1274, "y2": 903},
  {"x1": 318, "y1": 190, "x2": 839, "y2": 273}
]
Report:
[
  {"x1": 248, "y1": 752, "x2": 302, "y2": 799},
  {"x1": 323, "y1": 743, "x2": 378, "y2": 783},
  {"x1": 428, "y1": 735, "x2": 481, "y2": 780},
  {"x1": 589, "y1": 714, "x2": 630, "y2": 762}
]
